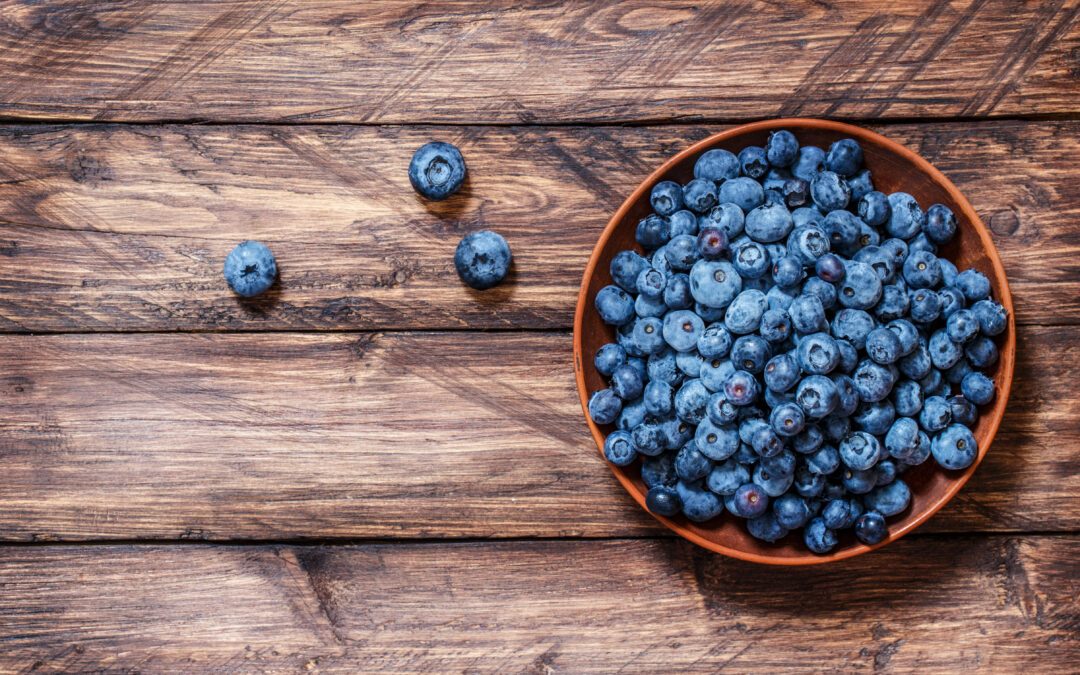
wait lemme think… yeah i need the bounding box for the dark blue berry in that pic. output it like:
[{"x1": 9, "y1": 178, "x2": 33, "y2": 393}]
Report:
[{"x1": 408, "y1": 142, "x2": 466, "y2": 200}]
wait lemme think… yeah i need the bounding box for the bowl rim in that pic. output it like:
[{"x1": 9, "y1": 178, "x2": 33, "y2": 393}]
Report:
[{"x1": 572, "y1": 118, "x2": 1015, "y2": 565}]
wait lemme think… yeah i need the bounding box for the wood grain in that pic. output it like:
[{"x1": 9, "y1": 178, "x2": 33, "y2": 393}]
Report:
[
  {"x1": 0, "y1": 120, "x2": 1076, "y2": 332},
  {"x1": 0, "y1": 327, "x2": 1074, "y2": 541},
  {"x1": 0, "y1": 1, "x2": 1078, "y2": 123},
  {"x1": 0, "y1": 537, "x2": 1077, "y2": 672}
]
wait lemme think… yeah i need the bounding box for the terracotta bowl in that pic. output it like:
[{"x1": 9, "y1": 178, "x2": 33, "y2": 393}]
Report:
[{"x1": 573, "y1": 118, "x2": 1015, "y2": 565}]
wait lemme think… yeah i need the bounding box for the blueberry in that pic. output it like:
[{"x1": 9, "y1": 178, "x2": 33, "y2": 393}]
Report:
[
  {"x1": 594, "y1": 343, "x2": 626, "y2": 377},
  {"x1": 865, "y1": 327, "x2": 902, "y2": 365},
  {"x1": 918, "y1": 368, "x2": 945, "y2": 398},
  {"x1": 854, "y1": 511, "x2": 888, "y2": 545},
  {"x1": 632, "y1": 316, "x2": 667, "y2": 354},
  {"x1": 731, "y1": 335, "x2": 771, "y2": 374},
  {"x1": 610, "y1": 250, "x2": 651, "y2": 292},
  {"x1": 860, "y1": 246, "x2": 898, "y2": 285},
  {"x1": 682, "y1": 178, "x2": 719, "y2": 214},
  {"x1": 939, "y1": 286, "x2": 966, "y2": 318},
  {"x1": 641, "y1": 452, "x2": 677, "y2": 488},
  {"x1": 588, "y1": 389, "x2": 622, "y2": 425},
  {"x1": 643, "y1": 381, "x2": 674, "y2": 417},
  {"x1": 677, "y1": 481, "x2": 725, "y2": 522},
  {"x1": 949, "y1": 395, "x2": 979, "y2": 427},
  {"x1": 846, "y1": 169, "x2": 874, "y2": 202},
  {"x1": 822, "y1": 210, "x2": 861, "y2": 251},
  {"x1": 611, "y1": 363, "x2": 645, "y2": 400},
  {"x1": 781, "y1": 178, "x2": 810, "y2": 208},
  {"x1": 792, "y1": 145, "x2": 826, "y2": 182},
  {"x1": 635, "y1": 267, "x2": 666, "y2": 299},
  {"x1": 929, "y1": 329, "x2": 964, "y2": 370},
  {"x1": 700, "y1": 357, "x2": 736, "y2": 393},
  {"x1": 831, "y1": 308, "x2": 875, "y2": 349},
  {"x1": 662, "y1": 309, "x2": 705, "y2": 352},
  {"x1": 635, "y1": 293, "x2": 667, "y2": 318},
  {"x1": 772, "y1": 494, "x2": 810, "y2": 529},
  {"x1": 919, "y1": 395, "x2": 953, "y2": 433},
  {"x1": 789, "y1": 294, "x2": 826, "y2": 334},
  {"x1": 766, "y1": 284, "x2": 797, "y2": 312},
  {"x1": 792, "y1": 206, "x2": 825, "y2": 229},
  {"x1": 954, "y1": 268, "x2": 991, "y2": 301},
  {"x1": 909, "y1": 288, "x2": 943, "y2": 324},
  {"x1": 832, "y1": 374, "x2": 860, "y2": 416},
  {"x1": 645, "y1": 485, "x2": 682, "y2": 516},
  {"x1": 875, "y1": 284, "x2": 910, "y2": 322},
  {"x1": 689, "y1": 418, "x2": 735, "y2": 461},
  {"x1": 945, "y1": 357, "x2": 973, "y2": 385},
  {"x1": 757, "y1": 308, "x2": 790, "y2": 343},
  {"x1": 663, "y1": 234, "x2": 701, "y2": 272},
  {"x1": 696, "y1": 226, "x2": 729, "y2": 260},
  {"x1": 939, "y1": 258, "x2": 959, "y2": 287},
  {"x1": 838, "y1": 261, "x2": 883, "y2": 310},
  {"x1": 810, "y1": 171, "x2": 851, "y2": 211},
  {"x1": 763, "y1": 352, "x2": 800, "y2": 392},
  {"x1": 223, "y1": 240, "x2": 277, "y2": 297},
  {"x1": 961, "y1": 371, "x2": 995, "y2": 405},
  {"x1": 733, "y1": 241, "x2": 772, "y2": 279},
  {"x1": 725, "y1": 289, "x2": 769, "y2": 334},
  {"x1": 971, "y1": 299, "x2": 1008, "y2": 336},
  {"x1": 695, "y1": 302, "x2": 726, "y2": 323},
  {"x1": 842, "y1": 467, "x2": 877, "y2": 494},
  {"x1": 662, "y1": 418, "x2": 694, "y2": 450},
  {"x1": 725, "y1": 369, "x2": 760, "y2": 406},
  {"x1": 924, "y1": 204, "x2": 957, "y2": 244},
  {"x1": 792, "y1": 424, "x2": 824, "y2": 454},
  {"x1": 902, "y1": 250, "x2": 942, "y2": 289},
  {"x1": 650, "y1": 180, "x2": 684, "y2": 216},
  {"x1": 864, "y1": 479, "x2": 910, "y2": 517},
  {"x1": 689, "y1": 260, "x2": 743, "y2": 309},
  {"x1": 734, "y1": 145, "x2": 767, "y2": 179},
  {"x1": 644, "y1": 349, "x2": 680, "y2": 386},
  {"x1": 674, "y1": 378, "x2": 711, "y2": 424},
  {"x1": 854, "y1": 399, "x2": 895, "y2": 435},
  {"x1": 707, "y1": 458, "x2": 750, "y2": 495},
  {"x1": 796, "y1": 375, "x2": 839, "y2": 419},
  {"x1": 825, "y1": 138, "x2": 863, "y2": 177},
  {"x1": 858, "y1": 190, "x2": 890, "y2": 227},
  {"x1": 892, "y1": 379, "x2": 924, "y2": 418},
  {"x1": 700, "y1": 203, "x2": 745, "y2": 239},
  {"x1": 669, "y1": 209, "x2": 698, "y2": 237},
  {"x1": 907, "y1": 232, "x2": 937, "y2": 256},
  {"x1": 798, "y1": 332, "x2": 841, "y2": 374},
  {"x1": 794, "y1": 465, "x2": 827, "y2": 498},
  {"x1": 675, "y1": 441, "x2": 713, "y2": 482},
  {"x1": 786, "y1": 225, "x2": 831, "y2": 265},
  {"x1": 603, "y1": 429, "x2": 637, "y2": 466},
  {"x1": 814, "y1": 253, "x2": 845, "y2": 284},
  {"x1": 767, "y1": 401, "x2": 804, "y2": 437},
  {"x1": 718, "y1": 177, "x2": 766, "y2": 212},
  {"x1": 408, "y1": 142, "x2": 466, "y2": 200},
  {"x1": 880, "y1": 237, "x2": 909, "y2": 267},
  {"x1": 838, "y1": 430, "x2": 883, "y2": 471},
  {"x1": 766, "y1": 130, "x2": 799, "y2": 167},
  {"x1": 753, "y1": 460, "x2": 795, "y2": 498},
  {"x1": 594, "y1": 285, "x2": 635, "y2": 326},
  {"x1": 731, "y1": 483, "x2": 770, "y2": 518},
  {"x1": 804, "y1": 517, "x2": 838, "y2": 553},
  {"x1": 886, "y1": 192, "x2": 925, "y2": 239},
  {"x1": 636, "y1": 214, "x2": 672, "y2": 250},
  {"x1": 822, "y1": 498, "x2": 858, "y2": 529},
  {"x1": 693, "y1": 324, "x2": 730, "y2": 360},
  {"x1": 744, "y1": 201, "x2": 794, "y2": 243},
  {"x1": 875, "y1": 458, "x2": 899, "y2": 486},
  {"x1": 663, "y1": 272, "x2": 694, "y2": 309},
  {"x1": 931, "y1": 423, "x2": 977, "y2": 470},
  {"x1": 617, "y1": 397, "x2": 648, "y2": 431},
  {"x1": 853, "y1": 359, "x2": 894, "y2": 402},
  {"x1": 706, "y1": 390, "x2": 739, "y2": 426},
  {"x1": 694, "y1": 148, "x2": 740, "y2": 182},
  {"x1": 965, "y1": 335, "x2": 999, "y2": 369},
  {"x1": 886, "y1": 319, "x2": 919, "y2": 356},
  {"x1": 946, "y1": 309, "x2": 980, "y2": 344},
  {"x1": 836, "y1": 339, "x2": 859, "y2": 373}
]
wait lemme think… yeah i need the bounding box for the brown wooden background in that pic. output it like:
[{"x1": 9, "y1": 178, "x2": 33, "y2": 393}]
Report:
[{"x1": 0, "y1": 1, "x2": 1078, "y2": 672}]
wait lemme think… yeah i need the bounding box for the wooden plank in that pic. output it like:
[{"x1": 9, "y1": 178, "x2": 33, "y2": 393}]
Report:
[
  {"x1": 0, "y1": 327, "x2": 1074, "y2": 541},
  {"x1": 0, "y1": 120, "x2": 1076, "y2": 332},
  {"x1": 0, "y1": 1, "x2": 1078, "y2": 123},
  {"x1": 0, "y1": 537, "x2": 1077, "y2": 672}
]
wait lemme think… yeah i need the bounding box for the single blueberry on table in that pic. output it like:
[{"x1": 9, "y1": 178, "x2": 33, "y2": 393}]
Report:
[
  {"x1": 694, "y1": 148, "x2": 740, "y2": 182},
  {"x1": 603, "y1": 429, "x2": 637, "y2": 466},
  {"x1": 223, "y1": 240, "x2": 277, "y2": 298},
  {"x1": 931, "y1": 423, "x2": 978, "y2": 470},
  {"x1": 650, "y1": 180, "x2": 684, "y2": 216},
  {"x1": 454, "y1": 230, "x2": 512, "y2": 290},
  {"x1": 408, "y1": 141, "x2": 466, "y2": 201},
  {"x1": 854, "y1": 511, "x2": 888, "y2": 545},
  {"x1": 645, "y1": 485, "x2": 682, "y2": 516}
]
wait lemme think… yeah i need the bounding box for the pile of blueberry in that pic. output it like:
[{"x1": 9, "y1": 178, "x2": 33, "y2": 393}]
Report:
[
  {"x1": 223, "y1": 141, "x2": 511, "y2": 297},
  {"x1": 588, "y1": 130, "x2": 1008, "y2": 552}
]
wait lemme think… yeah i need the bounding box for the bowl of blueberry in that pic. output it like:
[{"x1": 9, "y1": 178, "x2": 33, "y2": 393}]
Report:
[{"x1": 573, "y1": 118, "x2": 1015, "y2": 564}]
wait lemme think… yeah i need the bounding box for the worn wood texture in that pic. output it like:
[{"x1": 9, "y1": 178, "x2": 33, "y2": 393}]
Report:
[
  {"x1": 0, "y1": 120, "x2": 1076, "y2": 332},
  {"x1": 0, "y1": 537, "x2": 1077, "y2": 672},
  {"x1": 0, "y1": 326, "x2": 1074, "y2": 541},
  {"x1": 0, "y1": 1, "x2": 1079, "y2": 124}
]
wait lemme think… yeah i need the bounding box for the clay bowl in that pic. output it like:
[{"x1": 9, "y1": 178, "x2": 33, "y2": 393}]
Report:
[{"x1": 573, "y1": 118, "x2": 1015, "y2": 565}]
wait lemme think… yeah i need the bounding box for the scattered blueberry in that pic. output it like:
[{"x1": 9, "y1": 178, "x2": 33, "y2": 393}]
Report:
[
  {"x1": 454, "y1": 230, "x2": 511, "y2": 290},
  {"x1": 408, "y1": 142, "x2": 466, "y2": 201},
  {"x1": 224, "y1": 240, "x2": 277, "y2": 297}
]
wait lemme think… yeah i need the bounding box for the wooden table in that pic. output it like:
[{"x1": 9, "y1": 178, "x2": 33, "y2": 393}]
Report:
[{"x1": 1, "y1": 2, "x2": 1077, "y2": 672}]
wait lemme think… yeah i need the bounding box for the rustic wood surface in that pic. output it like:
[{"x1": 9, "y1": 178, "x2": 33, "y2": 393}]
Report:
[
  {"x1": 1, "y1": 1, "x2": 1078, "y2": 672},
  {"x1": 0, "y1": 1, "x2": 1079, "y2": 123},
  {"x1": 1, "y1": 538, "x2": 1077, "y2": 672},
  {"x1": 0, "y1": 121, "x2": 1077, "y2": 332},
  {"x1": 0, "y1": 326, "x2": 1076, "y2": 541}
]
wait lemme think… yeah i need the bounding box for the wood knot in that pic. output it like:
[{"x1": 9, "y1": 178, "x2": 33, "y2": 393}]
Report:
[{"x1": 989, "y1": 210, "x2": 1019, "y2": 236}]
